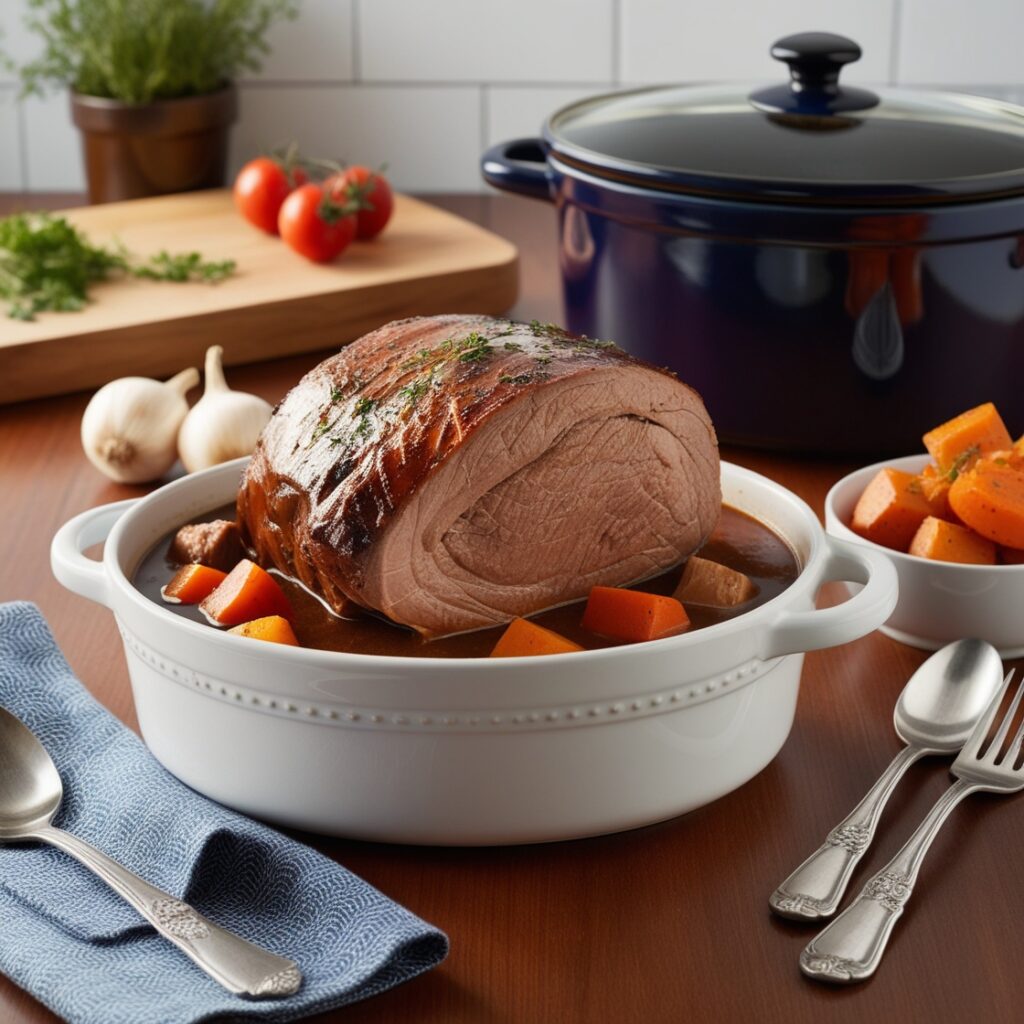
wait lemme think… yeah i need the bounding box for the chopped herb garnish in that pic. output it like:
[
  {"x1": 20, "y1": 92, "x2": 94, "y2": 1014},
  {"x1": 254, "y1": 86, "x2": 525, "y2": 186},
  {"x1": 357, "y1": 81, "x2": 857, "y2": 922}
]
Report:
[
  {"x1": 454, "y1": 331, "x2": 492, "y2": 363},
  {"x1": 353, "y1": 396, "x2": 376, "y2": 417},
  {"x1": 131, "y1": 250, "x2": 235, "y2": 283},
  {"x1": 330, "y1": 386, "x2": 343, "y2": 403},
  {"x1": 499, "y1": 372, "x2": 535, "y2": 386},
  {"x1": 534, "y1": 354, "x2": 553, "y2": 366},
  {"x1": 503, "y1": 341, "x2": 523, "y2": 351},
  {"x1": 946, "y1": 445, "x2": 980, "y2": 482},
  {"x1": 400, "y1": 348, "x2": 434, "y2": 370},
  {"x1": 399, "y1": 373, "x2": 435, "y2": 408},
  {"x1": 0, "y1": 212, "x2": 235, "y2": 320},
  {"x1": 528, "y1": 319, "x2": 561, "y2": 336}
]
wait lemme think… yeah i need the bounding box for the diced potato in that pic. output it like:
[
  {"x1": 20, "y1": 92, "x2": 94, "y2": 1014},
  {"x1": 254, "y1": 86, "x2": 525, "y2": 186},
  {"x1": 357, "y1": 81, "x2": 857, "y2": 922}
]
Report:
[{"x1": 674, "y1": 556, "x2": 756, "y2": 608}]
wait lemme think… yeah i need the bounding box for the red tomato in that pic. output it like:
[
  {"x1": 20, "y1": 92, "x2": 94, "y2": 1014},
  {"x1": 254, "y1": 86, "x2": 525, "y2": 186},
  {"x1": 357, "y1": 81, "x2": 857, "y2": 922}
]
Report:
[
  {"x1": 332, "y1": 166, "x2": 394, "y2": 239},
  {"x1": 233, "y1": 157, "x2": 307, "y2": 235},
  {"x1": 277, "y1": 183, "x2": 357, "y2": 263}
]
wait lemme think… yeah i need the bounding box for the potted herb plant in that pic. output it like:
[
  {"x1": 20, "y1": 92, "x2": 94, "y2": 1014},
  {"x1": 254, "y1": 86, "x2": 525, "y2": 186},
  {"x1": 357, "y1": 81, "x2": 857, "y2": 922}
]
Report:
[{"x1": 11, "y1": 0, "x2": 297, "y2": 204}]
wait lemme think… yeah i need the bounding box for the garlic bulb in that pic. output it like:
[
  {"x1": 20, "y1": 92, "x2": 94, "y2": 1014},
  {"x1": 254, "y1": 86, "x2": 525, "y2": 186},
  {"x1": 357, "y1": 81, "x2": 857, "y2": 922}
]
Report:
[
  {"x1": 177, "y1": 345, "x2": 272, "y2": 473},
  {"x1": 81, "y1": 367, "x2": 199, "y2": 483}
]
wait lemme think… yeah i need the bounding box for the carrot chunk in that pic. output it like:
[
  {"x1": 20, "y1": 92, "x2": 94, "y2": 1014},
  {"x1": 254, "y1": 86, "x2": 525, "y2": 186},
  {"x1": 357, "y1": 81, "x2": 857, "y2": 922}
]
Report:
[
  {"x1": 850, "y1": 468, "x2": 933, "y2": 551},
  {"x1": 916, "y1": 464, "x2": 953, "y2": 520},
  {"x1": 948, "y1": 459, "x2": 1024, "y2": 548},
  {"x1": 922, "y1": 402, "x2": 1012, "y2": 476},
  {"x1": 581, "y1": 586, "x2": 690, "y2": 643},
  {"x1": 199, "y1": 559, "x2": 293, "y2": 626},
  {"x1": 674, "y1": 556, "x2": 756, "y2": 608},
  {"x1": 227, "y1": 615, "x2": 300, "y2": 646},
  {"x1": 160, "y1": 564, "x2": 227, "y2": 605},
  {"x1": 490, "y1": 618, "x2": 583, "y2": 657},
  {"x1": 908, "y1": 516, "x2": 996, "y2": 565}
]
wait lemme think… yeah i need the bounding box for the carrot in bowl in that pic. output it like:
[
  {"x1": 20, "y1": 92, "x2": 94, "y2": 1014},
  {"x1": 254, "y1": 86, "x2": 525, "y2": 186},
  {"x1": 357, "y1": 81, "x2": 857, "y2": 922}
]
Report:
[
  {"x1": 160, "y1": 563, "x2": 226, "y2": 605},
  {"x1": 199, "y1": 559, "x2": 293, "y2": 626},
  {"x1": 949, "y1": 459, "x2": 1024, "y2": 549},
  {"x1": 850, "y1": 467, "x2": 932, "y2": 551},
  {"x1": 227, "y1": 615, "x2": 300, "y2": 646},
  {"x1": 908, "y1": 516, "x2": 996, "y2": 565},
  {"x1": 922, "y1": 401, "x2": 1012, "y2": 476},
  {"x1": 581, "y1": 586, "x2": 690, "y2": 643},
  {"x1": 490, "y1": 618, "x2": 583, "y2": 657}
]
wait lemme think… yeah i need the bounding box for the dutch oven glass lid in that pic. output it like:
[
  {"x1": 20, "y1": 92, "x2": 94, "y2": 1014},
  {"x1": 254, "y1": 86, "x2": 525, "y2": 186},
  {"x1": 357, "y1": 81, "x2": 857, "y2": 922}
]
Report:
[{"x1": 546, "y1": 32, "x2": 1024, "y2": 204}]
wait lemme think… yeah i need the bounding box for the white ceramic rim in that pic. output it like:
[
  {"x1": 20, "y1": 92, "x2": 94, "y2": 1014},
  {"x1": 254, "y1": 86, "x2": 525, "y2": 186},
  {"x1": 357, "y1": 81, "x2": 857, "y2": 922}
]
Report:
[{"x1": 826, "y1": 453, "x2": 1024, "y2": 573}]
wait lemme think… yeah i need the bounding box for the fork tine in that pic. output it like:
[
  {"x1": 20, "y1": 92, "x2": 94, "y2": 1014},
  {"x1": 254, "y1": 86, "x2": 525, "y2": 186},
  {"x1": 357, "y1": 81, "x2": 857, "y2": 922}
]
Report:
[
  {"x1": 1004, "y1": 713, "x2": 1024, "y2": 769},
  {"x1": 965, "y1": 670, "x2": 1016, "y2": 759},
  {"x1": 984, "y1": 670, "x2": 1023, "y2": 761}
]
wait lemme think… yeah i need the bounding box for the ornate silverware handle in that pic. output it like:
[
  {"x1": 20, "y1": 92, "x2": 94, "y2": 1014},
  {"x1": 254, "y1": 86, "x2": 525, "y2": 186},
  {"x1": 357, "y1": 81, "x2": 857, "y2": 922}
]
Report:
[
  {"x1": 770, "y1": 744, "x2": 926, "y2": 920},
  {"x1": 35, "y1": 824, "x2": 301, "y2": 998},
  {"x1": 800, "y1": 778, "x2": 976, "y2": 983}
]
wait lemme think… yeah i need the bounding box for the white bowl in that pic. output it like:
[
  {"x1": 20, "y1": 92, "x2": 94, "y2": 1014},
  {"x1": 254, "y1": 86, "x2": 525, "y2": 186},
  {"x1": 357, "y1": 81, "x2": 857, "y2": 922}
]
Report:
[
  {"x1": 826, "y1": 454, "x2": 1024, "y2": 657},
  {"x1": 52, "y1": 458, "x2": 896, "y2": 845}
]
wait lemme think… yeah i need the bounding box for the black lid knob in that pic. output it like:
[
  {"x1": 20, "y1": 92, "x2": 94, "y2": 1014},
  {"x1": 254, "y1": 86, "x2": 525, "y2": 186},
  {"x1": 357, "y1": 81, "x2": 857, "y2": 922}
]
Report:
[
  {"x1": 750, "y1": 32, "x2": 879, "y2": 116},
  {"x1": 772, "y1": 32, "x2": 862, "y2": 81}
]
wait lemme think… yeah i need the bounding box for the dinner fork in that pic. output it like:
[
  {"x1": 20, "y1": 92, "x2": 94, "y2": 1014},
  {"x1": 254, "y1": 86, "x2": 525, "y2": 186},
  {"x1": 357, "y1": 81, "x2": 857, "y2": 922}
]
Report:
[{"x1": 800, "y1": 669, "x2": 1023, "y2": 983}]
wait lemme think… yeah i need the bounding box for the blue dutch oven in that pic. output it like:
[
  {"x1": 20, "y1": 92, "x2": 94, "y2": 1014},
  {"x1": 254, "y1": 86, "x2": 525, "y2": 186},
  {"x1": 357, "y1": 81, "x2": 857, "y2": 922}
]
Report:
[{"x1": 481, "y1": 32, "x2": 1024, "y2": 454}]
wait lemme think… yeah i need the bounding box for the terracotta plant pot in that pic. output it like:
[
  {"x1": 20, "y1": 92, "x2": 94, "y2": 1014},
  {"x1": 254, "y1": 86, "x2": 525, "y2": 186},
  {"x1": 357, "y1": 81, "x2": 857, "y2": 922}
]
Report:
[{"x1": 70, "y1": 85, "x2": 238, "y2": 204}]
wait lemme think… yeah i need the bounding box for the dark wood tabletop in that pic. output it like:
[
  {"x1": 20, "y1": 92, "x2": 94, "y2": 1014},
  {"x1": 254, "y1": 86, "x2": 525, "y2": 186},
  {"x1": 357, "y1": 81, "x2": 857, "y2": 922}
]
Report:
[{"x1": 1, "y1": 192, "x2": 1021, "y2": 1024}]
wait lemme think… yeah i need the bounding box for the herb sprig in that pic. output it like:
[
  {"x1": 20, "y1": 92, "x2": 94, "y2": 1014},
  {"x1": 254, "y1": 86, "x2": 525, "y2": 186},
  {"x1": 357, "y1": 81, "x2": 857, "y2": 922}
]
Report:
[{"x1": 0, "y1": 212, "x2": 235, "y2": 321}]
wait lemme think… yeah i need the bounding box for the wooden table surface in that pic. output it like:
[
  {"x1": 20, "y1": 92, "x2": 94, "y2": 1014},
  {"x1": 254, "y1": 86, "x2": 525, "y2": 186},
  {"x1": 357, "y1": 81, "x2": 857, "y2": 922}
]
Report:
[{"x1": 1, "y1": 192, "x2": 1021, "y2": 1024}]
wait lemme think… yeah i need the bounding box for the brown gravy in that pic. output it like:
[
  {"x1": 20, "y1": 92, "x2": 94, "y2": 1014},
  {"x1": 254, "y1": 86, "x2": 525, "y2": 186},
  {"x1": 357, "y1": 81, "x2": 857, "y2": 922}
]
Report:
[{"x1": 134, "y1": 505, "x2": 799, "y2": 658}]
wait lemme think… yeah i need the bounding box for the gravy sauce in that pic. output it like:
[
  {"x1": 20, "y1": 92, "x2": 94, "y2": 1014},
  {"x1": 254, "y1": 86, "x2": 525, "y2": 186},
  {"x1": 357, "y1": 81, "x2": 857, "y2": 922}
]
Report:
[{"x1": 134, "y1": 505, "x2": 799, "y2": 658}]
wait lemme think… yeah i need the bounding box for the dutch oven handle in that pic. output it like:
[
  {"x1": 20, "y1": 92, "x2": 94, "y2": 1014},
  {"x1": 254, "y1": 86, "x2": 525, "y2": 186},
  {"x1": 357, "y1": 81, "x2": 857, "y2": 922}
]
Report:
[
  {"x1": 50, "y1": 499, "x2": 138, "y2": 609},
  {"x1": 760, "y1": 537, "x2": 898, "y2": 660},
  {"x1": 481, "y1": 138, "x2": 553, "y2": 202}
]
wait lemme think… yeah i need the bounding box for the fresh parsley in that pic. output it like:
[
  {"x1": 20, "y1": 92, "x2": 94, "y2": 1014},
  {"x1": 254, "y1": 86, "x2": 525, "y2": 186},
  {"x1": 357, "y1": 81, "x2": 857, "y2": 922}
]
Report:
[{"x1": 0, "y1": 212, "x2": 235, "y2": 321}]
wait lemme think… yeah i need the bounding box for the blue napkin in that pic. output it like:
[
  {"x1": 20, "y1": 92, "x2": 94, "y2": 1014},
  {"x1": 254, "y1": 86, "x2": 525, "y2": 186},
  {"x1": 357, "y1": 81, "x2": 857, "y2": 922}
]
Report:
[{"x1": 0, "y1": 602, "x2": 448, "y2": 1024}]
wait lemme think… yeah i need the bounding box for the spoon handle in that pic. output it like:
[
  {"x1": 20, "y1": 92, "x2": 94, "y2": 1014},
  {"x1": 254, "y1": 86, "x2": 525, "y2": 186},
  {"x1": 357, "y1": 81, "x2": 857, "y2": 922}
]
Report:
[
  {"x1": 769, "y1": 744, "x2": 927, "y2": 920},
  {"x1": 800, "y1": 778, "x2": 977, "y2": 983},
  {"x1": 34, "y1": 824, "x2": 301, "y2": 998}
]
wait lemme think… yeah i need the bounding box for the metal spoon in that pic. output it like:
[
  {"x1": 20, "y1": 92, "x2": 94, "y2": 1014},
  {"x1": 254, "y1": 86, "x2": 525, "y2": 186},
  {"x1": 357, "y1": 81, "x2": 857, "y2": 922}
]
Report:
[
  {"x1": 769, "y1": 638, "x2": 1004, "y2": 920},
  {"x1": 0, "y1": 706, "x2": 302, "y2": 998}
]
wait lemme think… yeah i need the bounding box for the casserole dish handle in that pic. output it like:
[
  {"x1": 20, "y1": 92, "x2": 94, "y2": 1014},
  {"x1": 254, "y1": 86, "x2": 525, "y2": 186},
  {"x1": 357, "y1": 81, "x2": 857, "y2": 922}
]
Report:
[
  {"x1": 760, "y1": 537, "x2": 897, "y2": 659},
  {"x1": 480, "y1": 139, "x2": 553, "y2": 201},
  {"x1": 50, "y1": 499, "x2": 138, "y2": 609}
]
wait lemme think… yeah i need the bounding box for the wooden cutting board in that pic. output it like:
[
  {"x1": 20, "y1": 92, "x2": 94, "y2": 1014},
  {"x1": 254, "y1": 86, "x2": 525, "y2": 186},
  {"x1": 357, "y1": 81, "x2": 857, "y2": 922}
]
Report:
[{"x1": 0, "y1": 189, "x2": 519, "y2": 404}]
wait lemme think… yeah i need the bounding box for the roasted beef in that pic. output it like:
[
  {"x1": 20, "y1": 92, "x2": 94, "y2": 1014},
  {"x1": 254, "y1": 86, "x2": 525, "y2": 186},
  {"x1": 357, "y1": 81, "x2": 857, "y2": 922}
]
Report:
[{"x1": 237, "y1": 315, "x2": 720, "y2": 636}]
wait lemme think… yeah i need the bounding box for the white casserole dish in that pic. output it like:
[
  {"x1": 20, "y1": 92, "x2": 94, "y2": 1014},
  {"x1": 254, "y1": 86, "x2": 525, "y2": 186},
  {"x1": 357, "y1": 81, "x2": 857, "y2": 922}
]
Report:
[{"x1": 51, "y1": 458, "x2": 896, "y2": 845}]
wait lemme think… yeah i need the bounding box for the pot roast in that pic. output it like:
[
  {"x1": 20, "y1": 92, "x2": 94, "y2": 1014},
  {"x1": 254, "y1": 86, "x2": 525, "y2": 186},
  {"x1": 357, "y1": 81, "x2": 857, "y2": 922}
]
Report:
[{"x1": 237, "y1": 315, "x2": 720, "y2": 636}]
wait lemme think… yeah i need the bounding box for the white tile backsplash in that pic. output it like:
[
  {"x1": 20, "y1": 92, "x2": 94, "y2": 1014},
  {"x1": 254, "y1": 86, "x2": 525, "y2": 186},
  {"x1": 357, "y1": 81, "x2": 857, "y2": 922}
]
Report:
[
  {"x1": 0, "y1": 0, "x2": 37, "y2": 84},
  {"x1": 620, "y1": 0, "x2": 896, "y2": 84},
  {"x1": 359, "y1": 0, "x2": 614, "y2": 83},
  {"x1": 898, "y1": 0, "x2": 1023, "y2": 85},
  {"x1": 0, "y1": 88, "x2": 23, "y2": 189},
  {"x1": 486, "y1": 86, "x2": 614, "y2": 147},
  {"x1": 0, "y1": 0, "x2": 1021, "y2": 193},
  {"x1": 21, "y1": 92, "x2": 84, "y2": 191},
  {"x1": 231, "y1": 85, "x2": 482, "y2": 192},
  {"x1": 246, "y1": 0, "x2": 354, "y2": 82}
]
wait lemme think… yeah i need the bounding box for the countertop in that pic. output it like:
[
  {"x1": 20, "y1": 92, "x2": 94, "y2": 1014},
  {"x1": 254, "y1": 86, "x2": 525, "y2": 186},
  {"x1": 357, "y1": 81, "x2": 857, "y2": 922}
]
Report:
[{"x1": 0, "y1": 192, "x2": 1021, "y2": 1024}]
